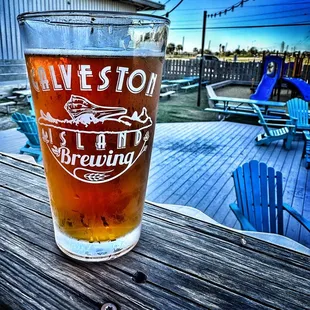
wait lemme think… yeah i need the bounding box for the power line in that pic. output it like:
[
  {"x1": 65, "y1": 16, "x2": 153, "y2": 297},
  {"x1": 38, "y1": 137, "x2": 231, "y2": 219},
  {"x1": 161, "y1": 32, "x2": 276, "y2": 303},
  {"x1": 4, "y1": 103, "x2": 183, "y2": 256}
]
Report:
[
  {"x1": 172, "y1": 1, "x2": 310, "y2": 12},
  {"x1": 171, "y1": 7, "x2": 310, "y2": 23},
  {"x1": 208, "y1": 13, "x2": 309, "y2": 25},
  {"x1": 169, "y1": 22, "x2": 310, "y2": 31},
  {"x1": 163, "y1": 0, "x2": 184, "y2": 17},
  {"x1": 173, "y1": 7, "x2": 310, "y2": 25}
]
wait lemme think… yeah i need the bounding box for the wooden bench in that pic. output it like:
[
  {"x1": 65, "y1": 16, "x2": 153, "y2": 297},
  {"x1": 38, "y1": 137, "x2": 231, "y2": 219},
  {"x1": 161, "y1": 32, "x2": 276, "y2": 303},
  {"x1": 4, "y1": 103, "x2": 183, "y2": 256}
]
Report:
[
  {"x1": 267, "y1": 107, "x2": 287, "y2": 115},
  {"x1": 204, "y1": 107, "x2": 281, "y2": 119},
  {"x1": 214, "y1": 103, "x2": 265, "y2": 112},
  {"x1": 181, "y1": 81, "x2": 208, "y2": 92},
  {"x1": 159, "y1": 90, "x2": 175, "y2": 99},
  {"x1": 0, "y1": 101, "x2": 16, "y2": 114},
  {"x1": 181, "y1": 83, "x2": 199, "y2": 92},
  {"x1": 209, "y1": 96, "x2": 286, "y2": 107}
]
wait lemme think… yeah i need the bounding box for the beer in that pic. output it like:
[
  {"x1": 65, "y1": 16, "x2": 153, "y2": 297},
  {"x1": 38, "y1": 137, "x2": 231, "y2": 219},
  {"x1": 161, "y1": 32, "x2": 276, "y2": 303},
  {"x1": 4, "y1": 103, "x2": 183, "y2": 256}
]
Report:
[
  {"x1": 18, "y1": 11, "x2": 169, "y2": 261},
  {"x1": 26, "y1": 53, "x2": 163, "y2": 242}
]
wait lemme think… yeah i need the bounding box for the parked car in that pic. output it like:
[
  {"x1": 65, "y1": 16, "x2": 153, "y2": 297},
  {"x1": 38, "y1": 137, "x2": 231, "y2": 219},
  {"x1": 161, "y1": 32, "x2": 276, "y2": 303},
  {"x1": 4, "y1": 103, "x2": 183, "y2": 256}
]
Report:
[{"x1": 196, "y1": 54, "x2": 220, "y2": 61}]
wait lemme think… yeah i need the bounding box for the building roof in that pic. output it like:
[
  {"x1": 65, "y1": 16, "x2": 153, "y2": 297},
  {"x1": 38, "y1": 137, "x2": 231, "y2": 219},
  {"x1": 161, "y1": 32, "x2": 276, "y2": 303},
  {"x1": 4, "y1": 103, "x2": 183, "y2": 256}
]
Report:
[{"x1": 120, "y1": 0, "x2": 165, "y2": 11}]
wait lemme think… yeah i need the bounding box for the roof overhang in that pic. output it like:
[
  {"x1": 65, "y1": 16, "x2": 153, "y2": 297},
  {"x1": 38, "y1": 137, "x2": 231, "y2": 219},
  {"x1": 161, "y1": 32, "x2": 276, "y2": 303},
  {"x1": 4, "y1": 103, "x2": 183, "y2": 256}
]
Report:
[{"x1": 119, "y1": 0, "x2": 165, "y2": 11}]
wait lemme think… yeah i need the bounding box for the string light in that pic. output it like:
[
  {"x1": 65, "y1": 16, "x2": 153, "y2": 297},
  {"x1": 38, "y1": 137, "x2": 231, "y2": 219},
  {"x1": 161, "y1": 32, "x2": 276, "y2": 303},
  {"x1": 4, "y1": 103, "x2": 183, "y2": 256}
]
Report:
[{"x1": 207, "y1": 0, "x2": 250, "y2": 18}]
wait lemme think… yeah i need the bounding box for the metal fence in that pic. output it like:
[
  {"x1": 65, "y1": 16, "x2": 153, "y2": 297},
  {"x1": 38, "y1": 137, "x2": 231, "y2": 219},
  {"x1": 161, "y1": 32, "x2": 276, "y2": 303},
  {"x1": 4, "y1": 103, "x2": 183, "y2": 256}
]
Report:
[
  {"x1": 0, "y1": 0, "x2": 135, "y2": 61},
  {"x1": 162, "y1": 59, "x2": 310, "y2": 83},
  {"x1": 162, "y1": 59, "x2": 262, "y2": 83}
]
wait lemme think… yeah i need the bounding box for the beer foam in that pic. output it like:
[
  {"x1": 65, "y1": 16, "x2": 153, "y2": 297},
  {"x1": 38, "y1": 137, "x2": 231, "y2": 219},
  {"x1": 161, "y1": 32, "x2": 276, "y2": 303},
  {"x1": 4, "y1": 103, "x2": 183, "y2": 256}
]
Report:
[{"x1": 24, "y1": 48, "x2": 164, "y2": 57}]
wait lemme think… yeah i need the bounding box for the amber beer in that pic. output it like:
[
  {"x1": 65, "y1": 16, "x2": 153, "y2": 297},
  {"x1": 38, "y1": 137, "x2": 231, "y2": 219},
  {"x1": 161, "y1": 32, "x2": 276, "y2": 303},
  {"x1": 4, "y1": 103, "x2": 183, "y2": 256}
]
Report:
[
  {"x1": 26, "y1": 53, "x2": 163, "y2": 254},
  {"x1": 19, "y1": 11, "x2": 169, "y2": 261}
]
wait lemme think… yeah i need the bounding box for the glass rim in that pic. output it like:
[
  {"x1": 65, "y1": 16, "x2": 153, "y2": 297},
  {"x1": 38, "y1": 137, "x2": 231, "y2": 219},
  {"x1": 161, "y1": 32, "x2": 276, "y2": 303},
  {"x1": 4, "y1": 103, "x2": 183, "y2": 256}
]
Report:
[{"x1": 17, "y1": 10, "x2": 170, "y2": 26}]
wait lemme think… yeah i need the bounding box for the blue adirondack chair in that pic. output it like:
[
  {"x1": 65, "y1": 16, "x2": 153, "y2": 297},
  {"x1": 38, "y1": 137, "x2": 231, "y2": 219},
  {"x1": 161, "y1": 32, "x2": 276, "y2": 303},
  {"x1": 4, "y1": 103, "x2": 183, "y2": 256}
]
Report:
[
  {"x1": 28, "y1": 96, "x2": 36, "y2": 117},
  {"x1": 287, "y1": 98, "x2": 310, "y2": 131},
  {"x1": 251, "y1": 103, "x2": 297, "y2": 150},
  {"x1": 230, "y1": 160, "x2": 310, "y2": 236},
  {"x1": 11, "y1": 112, "x2": 42, "y2": 162}
]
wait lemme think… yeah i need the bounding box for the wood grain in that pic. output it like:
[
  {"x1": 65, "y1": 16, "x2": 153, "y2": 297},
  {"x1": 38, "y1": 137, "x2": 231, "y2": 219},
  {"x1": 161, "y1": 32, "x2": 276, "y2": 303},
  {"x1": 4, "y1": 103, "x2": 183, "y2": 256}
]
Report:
[{"x1": 0, "y1": 153, "x2": 309, "y2": 310}]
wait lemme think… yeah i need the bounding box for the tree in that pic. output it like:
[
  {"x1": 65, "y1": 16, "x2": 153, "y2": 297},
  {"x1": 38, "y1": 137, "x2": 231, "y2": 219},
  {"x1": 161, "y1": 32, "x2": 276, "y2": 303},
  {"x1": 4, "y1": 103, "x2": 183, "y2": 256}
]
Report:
[
  {"x1": 176, "y1": 44, "x2": 183, "y2": 53},
  {"x1": 166, "y1": 43, "x2": 175, "y2": 54},
  {"x1": 225, "y1": 50, "x2": 232, "y2": 57},
  {"x1": 204, "y1": 49, "x2": 212, "y2": 55},
  {"x1": 221, "y1": 44, "x2": 225, "y2": 54},
  {"x1": 249, "y1": 46, "x2": 258, "y2": 56},
  {"x1": 193, "y1": 47, "x2": 198, "y2": 54},
  {"x1": 240, "y1": 49, "x2": 247, "y2": 56},
  {"x1": 234, "y1": 48, "x2": 241, "y2": 55}
]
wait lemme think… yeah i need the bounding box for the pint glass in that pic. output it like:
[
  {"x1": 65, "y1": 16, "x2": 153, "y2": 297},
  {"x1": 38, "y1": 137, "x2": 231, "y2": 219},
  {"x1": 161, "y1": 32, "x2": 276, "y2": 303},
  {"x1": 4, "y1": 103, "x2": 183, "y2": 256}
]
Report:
[{"x1": 18, "y1": 11, "x2": 169, "y2": 261}]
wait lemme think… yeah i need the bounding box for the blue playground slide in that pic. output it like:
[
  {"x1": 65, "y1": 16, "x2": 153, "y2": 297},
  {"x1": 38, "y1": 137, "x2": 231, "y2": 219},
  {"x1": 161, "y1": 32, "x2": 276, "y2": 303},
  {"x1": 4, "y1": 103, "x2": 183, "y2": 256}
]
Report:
[
  {"x1": 250, "y1": 55, "x2": 283, "y2": 101},
  {"x1": 282, "y1": 77, "x2": 310, "y2": 101},
  {"x1": 250, "y1": 73, "x2": 278, "y2": 101}
]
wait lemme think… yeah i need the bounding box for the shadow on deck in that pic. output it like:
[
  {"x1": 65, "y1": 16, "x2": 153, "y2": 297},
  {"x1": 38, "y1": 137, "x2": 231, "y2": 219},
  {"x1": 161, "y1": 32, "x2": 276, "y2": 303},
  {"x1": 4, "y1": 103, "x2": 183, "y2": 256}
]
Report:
[{"x1": 0, "y1": 121, "x2": 309, "y2": 247}]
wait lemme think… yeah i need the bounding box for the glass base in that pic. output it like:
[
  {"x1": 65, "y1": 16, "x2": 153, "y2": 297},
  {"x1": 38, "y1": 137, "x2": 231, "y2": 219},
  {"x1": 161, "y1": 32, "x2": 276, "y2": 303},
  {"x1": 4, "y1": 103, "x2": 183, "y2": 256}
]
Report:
[{"x1": 54, "y1": 223, "x2": 141, "y2": 262}]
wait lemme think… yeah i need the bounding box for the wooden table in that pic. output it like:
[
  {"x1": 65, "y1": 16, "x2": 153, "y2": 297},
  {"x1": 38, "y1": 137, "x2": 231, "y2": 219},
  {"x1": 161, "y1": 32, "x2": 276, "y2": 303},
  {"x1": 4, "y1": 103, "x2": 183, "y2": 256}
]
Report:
[{"x1": 0, "y1": 153, "x2": 309, "y2": 310}]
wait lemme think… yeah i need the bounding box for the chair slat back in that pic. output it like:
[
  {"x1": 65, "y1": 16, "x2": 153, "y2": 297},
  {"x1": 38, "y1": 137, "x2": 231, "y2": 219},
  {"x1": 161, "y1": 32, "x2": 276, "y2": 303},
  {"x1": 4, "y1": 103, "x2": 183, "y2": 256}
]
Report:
[
  {"x1": 235, "y1": 167, "x2": 249, "y2": 219},
  {"x1": 259, "y1": 163, "x2": 269, "y2": 232},
  {"x1": 251, "y1": 104, "x2": 271, "y2": 136},
  {"x1": 268, "y1": 167, "x2": 277, "y2": 233},
  {"x1": 29, "y1": 96, "x2": 36, "y2": 117},
  {"x1": 232, "y1": 160, "x2": 284, "y2": 235},
  {"x1": 276, "y1": 171, "x2": 284, "y2": 235},
  {"x1": 243, "y1": 163, "x2": 256, "y2": 226},
  {"x1": 287, "y1": 98, "x2": 309, "y2": 127},
  {"x1": 12, "y1": 112, "x2": 40, "y2": 146},
  {"x1": 250, "y1": 161, "x2": 262, "y2": 231}
]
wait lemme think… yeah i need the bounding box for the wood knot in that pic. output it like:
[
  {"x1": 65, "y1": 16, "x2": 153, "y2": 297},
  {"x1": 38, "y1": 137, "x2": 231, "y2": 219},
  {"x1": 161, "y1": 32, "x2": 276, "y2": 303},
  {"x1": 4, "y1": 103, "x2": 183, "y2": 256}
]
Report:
[
  {"x1": 132, "y1": 271, "x2": 147, "y2": 283},
  {"x1": 101, "y1": 303, "x2": 117, "y2": 310}
]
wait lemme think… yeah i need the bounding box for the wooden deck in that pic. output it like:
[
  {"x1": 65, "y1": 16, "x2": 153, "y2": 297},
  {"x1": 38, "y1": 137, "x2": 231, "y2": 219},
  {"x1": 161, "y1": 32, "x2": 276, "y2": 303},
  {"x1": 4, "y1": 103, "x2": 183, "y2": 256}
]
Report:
[{"x1": 0, "y1": 121, "x2": 309, "y2": 247}]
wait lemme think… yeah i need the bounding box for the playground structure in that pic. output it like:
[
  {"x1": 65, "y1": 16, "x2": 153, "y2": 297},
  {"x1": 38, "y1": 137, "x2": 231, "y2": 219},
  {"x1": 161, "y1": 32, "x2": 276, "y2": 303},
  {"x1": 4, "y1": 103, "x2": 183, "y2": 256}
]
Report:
[
  {"x1": 250, "y1": 51, "x2": 310, "y2": 102},
  {"x1": 205, "y1": 51, "x2": 309, "y2": 120}
]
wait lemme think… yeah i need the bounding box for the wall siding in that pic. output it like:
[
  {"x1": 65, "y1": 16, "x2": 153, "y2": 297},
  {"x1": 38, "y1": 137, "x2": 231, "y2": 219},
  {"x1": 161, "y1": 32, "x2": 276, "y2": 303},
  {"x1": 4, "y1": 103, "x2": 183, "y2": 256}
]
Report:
[{"x1": 0, "y1": 0, "x2": 135, "y2": 60}]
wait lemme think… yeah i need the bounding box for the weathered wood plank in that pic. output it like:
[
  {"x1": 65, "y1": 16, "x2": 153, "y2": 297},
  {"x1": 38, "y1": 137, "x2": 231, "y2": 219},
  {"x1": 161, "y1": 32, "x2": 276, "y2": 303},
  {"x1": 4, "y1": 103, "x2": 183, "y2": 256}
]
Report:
[
  {"x1": 147, "y1": 122, "x2": 237, "y2": 197},
  {"x1": 155, "y1": 122, "x2": 253, "y2": 203},
  {"x1": 1, "y1": 184, "x2": 309, "y2": 309},
  {"x1": 187, "y1": 125, "x2": 261, "y2": 211},
  {"x1": 0, "y1": 206, "x2": 205, "y2": 309}
]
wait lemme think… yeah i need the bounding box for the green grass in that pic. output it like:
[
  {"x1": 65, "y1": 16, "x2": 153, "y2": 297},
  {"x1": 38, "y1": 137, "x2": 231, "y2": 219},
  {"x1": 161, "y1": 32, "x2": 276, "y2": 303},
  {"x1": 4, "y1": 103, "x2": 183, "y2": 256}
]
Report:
[{"x1": 157, "y1": 89, "x2": 218, "y2": 123}]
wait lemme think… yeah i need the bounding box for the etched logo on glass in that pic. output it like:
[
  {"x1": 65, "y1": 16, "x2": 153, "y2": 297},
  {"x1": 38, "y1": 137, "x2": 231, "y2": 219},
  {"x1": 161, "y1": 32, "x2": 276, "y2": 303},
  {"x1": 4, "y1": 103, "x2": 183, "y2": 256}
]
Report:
[{"x1": 39, "y1": 95, "x2": 152, "y2": 183}]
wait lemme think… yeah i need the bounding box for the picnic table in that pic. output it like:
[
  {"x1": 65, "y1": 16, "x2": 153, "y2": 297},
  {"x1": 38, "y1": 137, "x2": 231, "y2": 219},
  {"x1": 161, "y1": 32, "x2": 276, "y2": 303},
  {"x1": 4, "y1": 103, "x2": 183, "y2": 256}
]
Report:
[
  {"x1": 160, "y1": 84, "x2": 176, "y2": 99},
  {"x1": 1, "y1": 153, "x2": 309, "y2": 309},
  {"x1": 13, "y1": 89, "x2": 32, "y2": 97},
  {"x1": 166, "y1": 79, "x2": 191, "y2": 88},
  {"x1": 207, "y1": 96, "x2": 287, "y2": 118}
]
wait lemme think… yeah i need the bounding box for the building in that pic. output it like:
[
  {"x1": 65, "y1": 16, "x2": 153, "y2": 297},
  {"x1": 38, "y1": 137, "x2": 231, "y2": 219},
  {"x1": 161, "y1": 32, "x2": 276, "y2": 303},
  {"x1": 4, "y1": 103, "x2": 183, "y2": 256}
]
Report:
[{"x1": 0, "y1": 0, "x2": 165, "y2": 83}]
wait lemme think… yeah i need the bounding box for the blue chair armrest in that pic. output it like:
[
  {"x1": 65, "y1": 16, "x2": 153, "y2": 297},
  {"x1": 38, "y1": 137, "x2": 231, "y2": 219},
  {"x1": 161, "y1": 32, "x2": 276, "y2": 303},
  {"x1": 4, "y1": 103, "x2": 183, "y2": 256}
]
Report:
[
  {"x1": 283, "y1": 203, "x2": 310, "y2": 232},
  {"x1": 229, "y1": 203, "x2": 257, "y2": 231}
]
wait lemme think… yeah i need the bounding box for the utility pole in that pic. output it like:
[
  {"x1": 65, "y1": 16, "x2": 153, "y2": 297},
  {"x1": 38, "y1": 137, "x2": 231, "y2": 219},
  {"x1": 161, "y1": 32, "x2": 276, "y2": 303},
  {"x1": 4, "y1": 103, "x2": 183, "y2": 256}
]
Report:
[{"x1": 197, "y1": 11, "x2": 207, "y2": 107}]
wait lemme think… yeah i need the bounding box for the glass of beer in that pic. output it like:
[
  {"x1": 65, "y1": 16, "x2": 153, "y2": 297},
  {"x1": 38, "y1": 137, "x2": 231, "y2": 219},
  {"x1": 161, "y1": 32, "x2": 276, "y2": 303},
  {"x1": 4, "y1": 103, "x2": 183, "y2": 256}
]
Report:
[{"x1": 18, "y1": 11, "x2": 169, "y2": 261}]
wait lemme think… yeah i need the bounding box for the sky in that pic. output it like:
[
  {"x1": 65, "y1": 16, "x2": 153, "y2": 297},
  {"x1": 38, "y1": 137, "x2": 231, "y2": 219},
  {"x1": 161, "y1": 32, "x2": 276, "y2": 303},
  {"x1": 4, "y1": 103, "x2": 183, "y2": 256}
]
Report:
[{"x1": 145, "y1": 0, "x2": 310, "y2": 53}]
